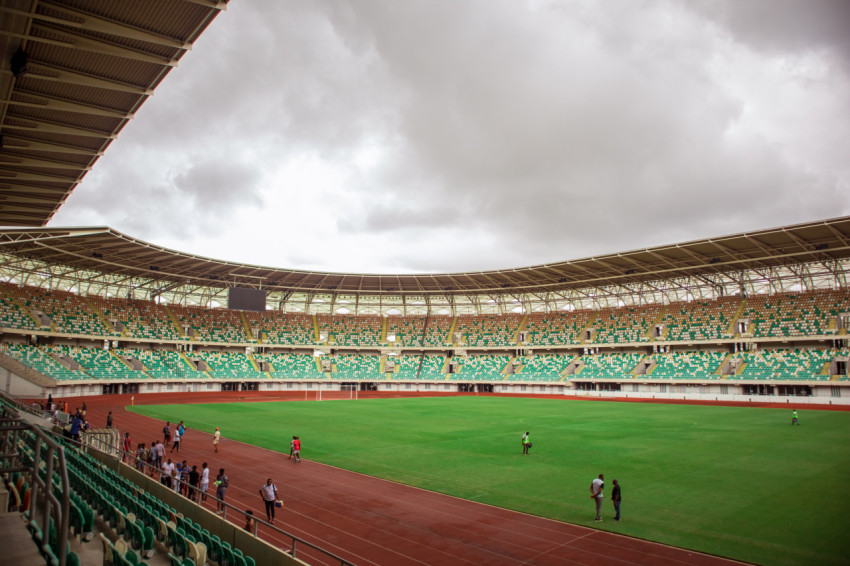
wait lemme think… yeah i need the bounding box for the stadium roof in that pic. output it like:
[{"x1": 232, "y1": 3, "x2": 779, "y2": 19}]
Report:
[
  {"x1": 0, "y1": 0, "x2": 227, "y2": 226},
  {"x1": 1, "y1": 216, "x2": 849, "y2": 297}
]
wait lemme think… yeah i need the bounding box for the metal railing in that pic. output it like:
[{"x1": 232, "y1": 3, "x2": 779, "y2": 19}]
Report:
[
  {"x1": 0, "y1": 401, "x2": 71, "y2": 566},
  {"x1": 44, "y1": 427, "x2": 356, "y2": 566}
]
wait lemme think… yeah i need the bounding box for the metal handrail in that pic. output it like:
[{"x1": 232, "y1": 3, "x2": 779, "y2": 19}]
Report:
[{"x1": 0, "y1": 403, "x2": 70, "y2": 566}]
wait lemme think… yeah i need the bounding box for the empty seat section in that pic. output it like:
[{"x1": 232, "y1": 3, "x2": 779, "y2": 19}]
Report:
[
  {"x1": 254, "y1": 351, "x2": 325, "y2": 379},
  {"x1": 191, "y1": 350, "x2": 265, "y2": 379},
  {"x1": 646, "y1": 350, "x2": 726, "y2": 379},
  {"x1": 257, "y1": 312, "x2": 315, "y2": 345},
  {"x1": 575, "y1": 352, "x2": 645, "y2": 379},
  {"x1": 510, "y1": 354, "x2": 575, "y2": 381},
  {"x1": 454, "y1": 354, "x2": 510, "y2": 380},
  {"x1": 330, "y1": 353, "x2": 381, "y2": 379}
]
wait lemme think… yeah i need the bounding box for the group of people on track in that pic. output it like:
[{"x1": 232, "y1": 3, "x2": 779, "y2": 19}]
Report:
[{"x1": 117, "y1": 416, "x2": 303, "y2": 528}]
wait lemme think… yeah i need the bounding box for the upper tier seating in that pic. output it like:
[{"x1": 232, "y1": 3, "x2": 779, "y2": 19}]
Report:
[
  {"x1": 0, "y1": 284, "x2": 846, "y2": 346},
  {"x1": 246, "y1": 311, "x2": 314, "y2": 345},
  {"x1": 316, "y1": 314, "x2": 383, "y2": 346},
  {"x1": 453, "y1": 314, "x2": 524, "y2": 347},
  {"x1": 98, "y1": 296, "x2": 182, "y2": 341},
  {"x1": 422, "y1": 316, "x2": 454, "y2": 347},
  {"x1": 741, "y1": 290, "x2": 850, "y2": 338},
  {"x1": 385, "y1": 316, "x2": 426, "y2": 347},
  {"x1": 592, "y1": 305, "x2": 664, "y2": 344},
  {"x1": 3, "y1": 283, "x2": 118, "y2": 337},
  {"x1": 168, "y1": 305, "x2": 250, "y2": 343},
  {"x1": 524, "y1": 311, "x2": 594, "y2": 346},
  {"x1": 0, "y1": 282, "x2": 41, "y2": 331},
  {"x1": 660, "y1": 297, "x2": 742, "y2": 342}
]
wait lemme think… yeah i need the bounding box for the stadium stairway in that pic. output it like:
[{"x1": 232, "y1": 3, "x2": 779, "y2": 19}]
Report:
[
  {"x1": 446, "y1": 316, "x2": 457, "y2": 345},
  {"x1": 513, "y1": 314, "x2": 529, "y2": 345},
  {"x1": 726, "y1": 299, "x2": 747, "y2": 337},
  {"x1": 0, "y1": 512, "x2": 44, "y2": 566}
]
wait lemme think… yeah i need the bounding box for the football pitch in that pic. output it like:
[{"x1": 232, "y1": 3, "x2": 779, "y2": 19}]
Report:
[{"x1": 130, "y1": 396, "x2": 850, "y2": 566}]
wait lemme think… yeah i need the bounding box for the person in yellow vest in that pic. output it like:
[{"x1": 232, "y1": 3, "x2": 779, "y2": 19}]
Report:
[{"x1": 791, "y1": 410, "x2": 799, "y2": 425}]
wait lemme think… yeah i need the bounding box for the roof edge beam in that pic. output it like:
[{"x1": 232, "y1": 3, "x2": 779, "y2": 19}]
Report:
[
  {"x1": 0, "y1": 154, "x2": 90, "y2": 170},
  {"x1": 11, "y1": 89, "x2": 132, "y2": 119},
  {"x1": 2, "y1": 3, "x2": 190, "y2": 49},
  {"x1": 26, "y1": 24, "x2": 178, "y2": 67},
  {"x1": 2, "y1": 134, "x2": 104, "y2": 156},
  {"x1": 0, "y1": 184, "x2": 70, "y2": 195},
  {"x1": 0, "y1": 169, "x2": 79, "y2": 183},
  {"x1": 23, "y1": 62, "x2": 153, "y2": 95},
  {"x1": 1, "y1": 115, "x2": 115, "y2": 139},
  {"x1": 182, "y1": 0, "x2": 228, "y2": 9}
]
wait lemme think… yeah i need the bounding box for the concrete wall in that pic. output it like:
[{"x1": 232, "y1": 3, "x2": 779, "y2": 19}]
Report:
[
  {"x1": 7, "y1": 373, "x2": 849, "y2": 405},
  {"x1": 1, "y1": 367, "x2": 44, "y2": 398}
]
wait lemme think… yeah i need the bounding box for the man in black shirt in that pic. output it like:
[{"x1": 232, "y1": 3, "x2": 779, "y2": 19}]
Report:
[
  {"x1": 188, "y1": 464, "x2": 200, "y2": 503},
  {"x1": 612, "y1": 479, "x2": 622, "y2": 521}
]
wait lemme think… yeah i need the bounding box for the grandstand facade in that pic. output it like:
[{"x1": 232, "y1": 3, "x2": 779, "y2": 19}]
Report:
[
  {"x1": 1, "y1": 221, "x2": 848, "y2": 405},
  {"x1": 1, "y1": 0, "x2": 849, "y2": 406}
]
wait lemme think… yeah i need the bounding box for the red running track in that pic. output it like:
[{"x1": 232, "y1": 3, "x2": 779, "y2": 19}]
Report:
[{"x1": 75, "y1": 392, "x2": 751, "y2": 566}]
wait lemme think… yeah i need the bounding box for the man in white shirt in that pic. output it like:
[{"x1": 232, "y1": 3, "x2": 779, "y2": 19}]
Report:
[
  {"x1": 199, "y1": 462, "x2": 210, "y2": 503},
  {"x1": 161, "y1": 458, "x2": 175, "y2": 489},
  {"x1": 590, "y1": 474, "x2": 604, "y2": 521},
  {"x1": 154, "y1": 440, "x2": 165, "y2": 476},
  {"x1": 259, "y1": 478, "x2": 279, "y2": 524}
]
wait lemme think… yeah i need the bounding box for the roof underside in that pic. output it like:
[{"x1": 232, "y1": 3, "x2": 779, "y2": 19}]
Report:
[
  {"x1": 1, "y1": 216, "x2": 849, "y2": 298},
  {"x1": 0, "y1": 0, "x2": 227, "y2": 226}
]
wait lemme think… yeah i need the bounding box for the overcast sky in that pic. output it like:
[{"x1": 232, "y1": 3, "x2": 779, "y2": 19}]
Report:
[{"x1": 50, "y1": 0, "x2": 850, "y2": 274}]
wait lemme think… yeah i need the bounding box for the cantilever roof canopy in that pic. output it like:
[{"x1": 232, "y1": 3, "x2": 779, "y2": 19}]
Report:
[
  {"x1": 1, "y1": 216, "x2": 849, "y2": 297},
  {"x1": 0, "y1": 0, "x2": 227, "y2": 226}
]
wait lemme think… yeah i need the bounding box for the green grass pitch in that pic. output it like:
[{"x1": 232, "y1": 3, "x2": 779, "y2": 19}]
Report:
[{"x1": 130, "y1": 396, "x2": 850, "y2": 566}]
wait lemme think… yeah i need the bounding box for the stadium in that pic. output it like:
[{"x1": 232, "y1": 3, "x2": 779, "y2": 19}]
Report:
[{"x1": 1, "y1": 2, "x2": 849, "y2": 566}]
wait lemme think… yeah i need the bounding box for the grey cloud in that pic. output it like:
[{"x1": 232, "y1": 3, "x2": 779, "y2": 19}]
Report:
[
  {"x1": 51, "y1": 0, "x2": 850, "y2": 274},
  {"x1": 54, "y1": 153, "x2": 264, "y2": 244},
  {"x1": 687, "y1": 0, "x2": 850, "y2": 72},
  {"x1": 333, "y1": 1, "x2": 847, "y2": 269},
  {"x1": 339, "y1": 198, "x2": 462, "y2": 234},
  {"x1": 173, "y1": 159, "x2": 263, "y2": 214},
  {"x1": 52, "y1": 159, "x2": 192, "y2": 240}
]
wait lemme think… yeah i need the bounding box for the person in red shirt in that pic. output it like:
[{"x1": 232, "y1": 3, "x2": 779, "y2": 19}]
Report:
[
  {"x1": 122, "y1": 432, "x2": 132, "y2": 463},
  {"x1": 292, "y1": 436, "x2": 301, "y2": 463}
]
